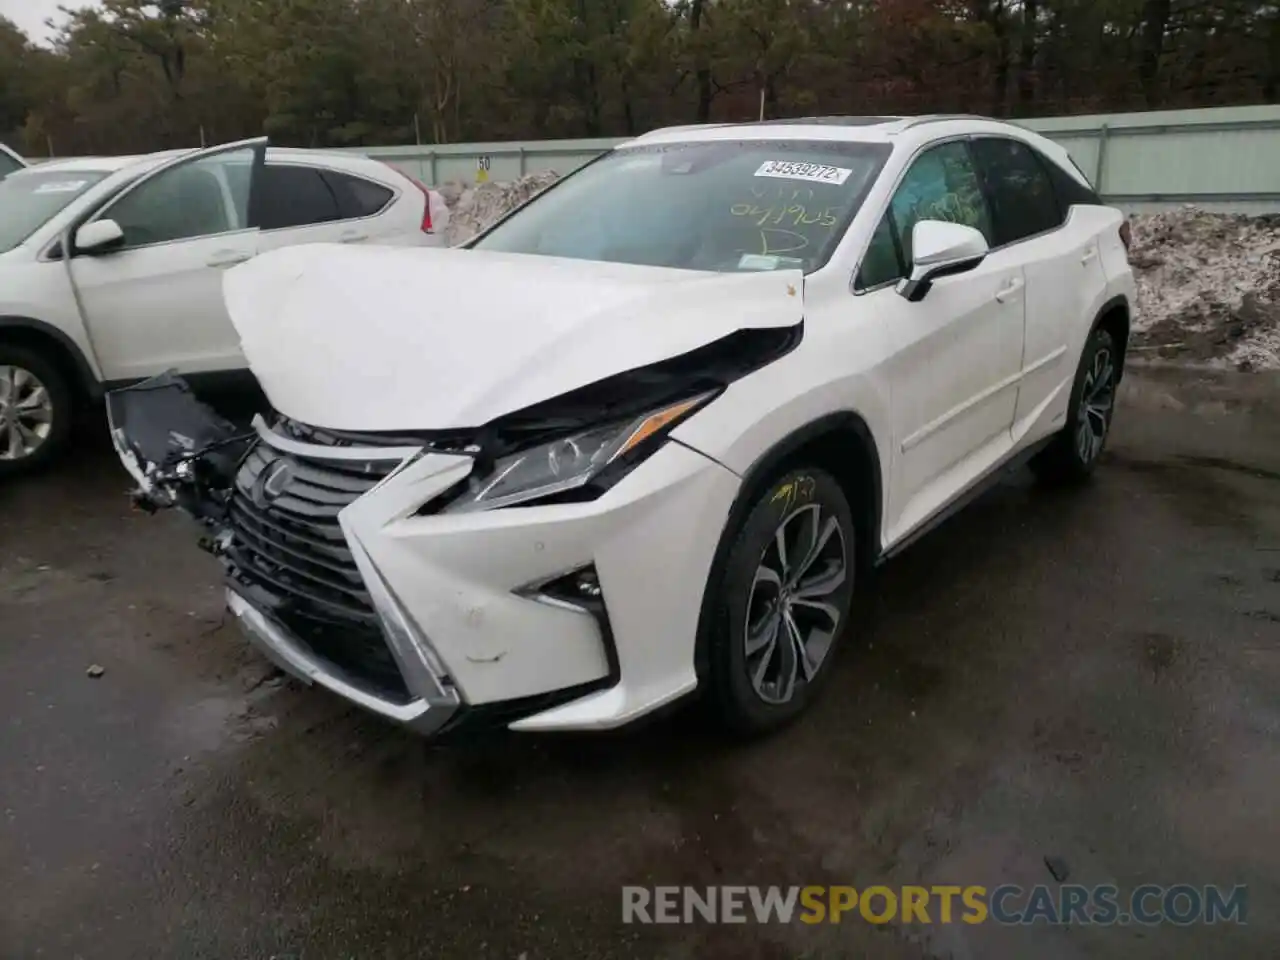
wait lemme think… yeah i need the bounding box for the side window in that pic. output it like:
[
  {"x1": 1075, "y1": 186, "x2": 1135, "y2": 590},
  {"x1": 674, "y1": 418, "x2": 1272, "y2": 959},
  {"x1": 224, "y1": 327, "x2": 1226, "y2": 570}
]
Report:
[
  {"x1": 257, "y1": 165, "x2": 341, "y2": 230},
  {"x1": 856, "y1": 213, "x2": 903, "y2": 290},
  {"x1": 0, "y1": 151, "x2": 23, "y2": 179},
  {"x1": 890, "y1": 142, "x2": 992, "y2": 265},
  {"x1": 322, "y1": 171, "x2": 394, "y2": 219},
  {"x1": 856, "y1": 141, "x2": 991, "y2": 290},
  {"x1": 970, "y1": 138, "x2": 1062, "y2": 245},
  {"x1": 107, "y1": 147, "x2": 254, "y2": 249},
  {"x1": 1042, "y1": 152, "x2": 1103, "y2": 209}
]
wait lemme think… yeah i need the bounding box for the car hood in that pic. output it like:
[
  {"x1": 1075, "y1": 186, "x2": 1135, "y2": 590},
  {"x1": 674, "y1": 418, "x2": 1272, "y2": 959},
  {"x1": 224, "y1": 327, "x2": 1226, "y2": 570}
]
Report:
[{"x1": 223, "y1": 244, "x2": 804, "y2": 431}]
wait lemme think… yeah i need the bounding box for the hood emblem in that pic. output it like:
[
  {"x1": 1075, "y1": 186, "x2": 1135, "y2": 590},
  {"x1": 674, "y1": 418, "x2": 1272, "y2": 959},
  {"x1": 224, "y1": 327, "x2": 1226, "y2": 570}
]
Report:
[{"x1": 253, "y1": 458, "x2": 294, "y2": 508}]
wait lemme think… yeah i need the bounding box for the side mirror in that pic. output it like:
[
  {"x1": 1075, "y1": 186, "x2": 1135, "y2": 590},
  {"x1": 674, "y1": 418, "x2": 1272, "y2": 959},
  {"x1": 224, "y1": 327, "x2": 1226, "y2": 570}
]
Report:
[
  {"x1": 897, "y1": 220, "x2": 989, "y2": 303},
  {"x1": 74, "y1": 219, "x2": 126, "y2": 256}
]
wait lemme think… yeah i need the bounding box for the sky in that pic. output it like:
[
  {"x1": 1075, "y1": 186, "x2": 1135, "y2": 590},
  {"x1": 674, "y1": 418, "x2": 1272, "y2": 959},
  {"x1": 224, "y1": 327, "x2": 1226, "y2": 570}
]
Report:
[{"x1": 1, "y1": 0, "x2": 100, "y2": 45}]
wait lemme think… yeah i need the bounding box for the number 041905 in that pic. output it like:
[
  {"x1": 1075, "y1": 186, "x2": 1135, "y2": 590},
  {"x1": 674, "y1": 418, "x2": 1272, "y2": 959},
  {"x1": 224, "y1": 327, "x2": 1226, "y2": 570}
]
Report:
[{"x1": 730, "y1": 204, "x2": 838, "y2": 228}]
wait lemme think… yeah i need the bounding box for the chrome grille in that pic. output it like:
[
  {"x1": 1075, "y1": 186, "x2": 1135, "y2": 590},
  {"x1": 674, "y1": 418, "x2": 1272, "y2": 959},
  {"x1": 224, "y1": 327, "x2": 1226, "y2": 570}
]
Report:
[{"x1": 227, "y1": 439, "x2": 410, "y2": 700}]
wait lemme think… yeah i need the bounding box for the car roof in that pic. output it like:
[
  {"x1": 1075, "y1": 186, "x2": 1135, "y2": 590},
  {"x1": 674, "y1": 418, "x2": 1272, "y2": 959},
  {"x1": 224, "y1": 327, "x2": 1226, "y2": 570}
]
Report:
[
  {"x1": 621, "y1": 114, "x2": 1080, "y2": 181},
  {"x1": 20, "y1": 145, "x2": 385, "y2": 176},
  {"x1": 627, "y1": 114, "x2": 1042, "y2": 147}
]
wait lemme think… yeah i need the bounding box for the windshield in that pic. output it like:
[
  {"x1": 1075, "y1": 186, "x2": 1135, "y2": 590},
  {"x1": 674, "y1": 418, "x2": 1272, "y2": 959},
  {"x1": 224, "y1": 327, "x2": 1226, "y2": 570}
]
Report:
[
  {"x1": 472, "y1": 139, "x2": 892, "y2": 274},
  {"x1": 0, "y1": 169, "x2": 111, "y2": 253}
]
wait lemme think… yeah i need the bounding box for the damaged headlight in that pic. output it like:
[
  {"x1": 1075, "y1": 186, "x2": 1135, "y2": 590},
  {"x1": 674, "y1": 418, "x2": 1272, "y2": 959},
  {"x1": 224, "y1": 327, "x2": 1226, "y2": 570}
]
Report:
[{"x1": 445, "y1": 392, "x2": 715, "y2": 513}]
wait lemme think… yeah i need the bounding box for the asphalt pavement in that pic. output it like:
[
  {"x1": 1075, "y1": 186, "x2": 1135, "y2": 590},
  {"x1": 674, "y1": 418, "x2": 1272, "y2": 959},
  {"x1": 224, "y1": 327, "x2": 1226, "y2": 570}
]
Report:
[{"x1": 2, "y1": 366, "x2": 1278, "y2": 959}]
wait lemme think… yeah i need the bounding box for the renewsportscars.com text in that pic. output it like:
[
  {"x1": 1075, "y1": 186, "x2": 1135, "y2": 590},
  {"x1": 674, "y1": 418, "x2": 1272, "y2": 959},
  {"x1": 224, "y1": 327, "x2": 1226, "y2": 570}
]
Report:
[{"x1": 622, "y1": 884, "x2": 1248, "y2": 926}]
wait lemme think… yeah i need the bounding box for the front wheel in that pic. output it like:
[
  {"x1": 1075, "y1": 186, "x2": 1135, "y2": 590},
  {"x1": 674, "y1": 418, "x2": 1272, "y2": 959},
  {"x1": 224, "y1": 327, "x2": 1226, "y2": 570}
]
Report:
[
  {"x1": 1031, "y1": 326, "x2": 1119, "y2": 484},
  {"x1": 0, "y1": 345, "x2": 73, "y2": 478},
  {"x1": 704, "y1": 467, "x2": 857, "y2": 736}
]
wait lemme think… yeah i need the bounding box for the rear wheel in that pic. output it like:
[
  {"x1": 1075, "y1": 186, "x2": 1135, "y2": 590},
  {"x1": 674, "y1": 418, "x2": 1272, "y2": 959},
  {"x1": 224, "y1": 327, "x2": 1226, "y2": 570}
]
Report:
[
  {"x1": 0, "y1": 345, "x2": 73, "y2": 478},
  {"x1": 1031, "y1": 326, "x2": 1118, "y2": 484},
  {"x1": 704, "y1": 467, "x2": 857, "y2": 735}
]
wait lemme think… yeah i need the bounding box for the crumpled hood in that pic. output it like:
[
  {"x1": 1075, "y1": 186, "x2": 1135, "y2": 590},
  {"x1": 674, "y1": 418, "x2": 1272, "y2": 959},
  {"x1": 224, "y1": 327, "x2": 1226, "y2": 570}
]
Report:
[{"x1": 222, "y1": 244, "x2": 803, "y2": 432}]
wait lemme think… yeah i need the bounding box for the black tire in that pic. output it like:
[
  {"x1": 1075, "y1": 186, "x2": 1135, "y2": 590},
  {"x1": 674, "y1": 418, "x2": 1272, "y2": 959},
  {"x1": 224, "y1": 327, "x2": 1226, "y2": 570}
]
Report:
[
  {"x1": 0, "y1": 344, "x2": 74, "y2": 478},
  {"x1": 1031, "y1": 326, "x2": 1119, "y2": 485},
  {"x1": 704, "y1": 467, "x2": 858, "y2": 736}
]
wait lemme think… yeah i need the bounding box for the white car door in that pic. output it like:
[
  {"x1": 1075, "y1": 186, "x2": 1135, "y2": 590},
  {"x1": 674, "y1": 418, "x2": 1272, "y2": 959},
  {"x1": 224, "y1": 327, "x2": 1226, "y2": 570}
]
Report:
[
  {"x1": 68, "y1": 139, "x2": 266, "y2": 381},
  {"x1": 968, "y1": 137, "x2": 1111, "y2": 437},
  {"x1": 855, "y1": 140, "x2": 1027, "y2": 544},
  {"x1": 253, "y1": 162, "x2": 399, "y2": 254}
]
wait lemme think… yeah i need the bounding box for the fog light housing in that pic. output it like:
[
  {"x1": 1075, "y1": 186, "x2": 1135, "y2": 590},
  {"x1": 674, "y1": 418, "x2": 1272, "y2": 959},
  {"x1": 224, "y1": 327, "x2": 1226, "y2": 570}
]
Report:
[{"x1": 517, "y1": 565, "x2": 620, "y2": 683}]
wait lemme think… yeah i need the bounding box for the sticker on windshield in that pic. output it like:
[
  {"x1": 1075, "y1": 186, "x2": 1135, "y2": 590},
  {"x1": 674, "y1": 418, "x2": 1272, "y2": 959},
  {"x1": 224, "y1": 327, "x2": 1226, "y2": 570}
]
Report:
[
  {"x1": 33, "y1": 180, "x2": 88, "y2": 194},
  {"x1": 738, "y1": 254, "x2": 805, "y2": 271},
  {"x1": 754, "y1": 161, "x2": 853, "y2": 185}
]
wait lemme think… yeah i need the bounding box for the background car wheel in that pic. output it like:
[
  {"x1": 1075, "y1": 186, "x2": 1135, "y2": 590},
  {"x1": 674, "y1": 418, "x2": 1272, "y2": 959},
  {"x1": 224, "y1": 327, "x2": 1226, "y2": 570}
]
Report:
[
  {"x1": 0, "y1": 345, "x2": 73, "y2": 478},
  {"x1": 1031, "y1": 326, "x2": 1119, "y2": 485},
  {"x1": 705, "y1": 467, "x2": 857, "y2": 736}
]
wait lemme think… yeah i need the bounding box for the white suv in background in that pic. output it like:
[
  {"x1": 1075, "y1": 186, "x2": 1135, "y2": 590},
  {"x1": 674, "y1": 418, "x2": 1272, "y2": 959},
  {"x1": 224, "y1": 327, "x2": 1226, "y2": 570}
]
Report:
[
  {"x1": 0, "y1": 138, "x2": 447, "y2": 475},
  {"x1": 110, "y1": 116, "x2": 1136, "y2": 740}
]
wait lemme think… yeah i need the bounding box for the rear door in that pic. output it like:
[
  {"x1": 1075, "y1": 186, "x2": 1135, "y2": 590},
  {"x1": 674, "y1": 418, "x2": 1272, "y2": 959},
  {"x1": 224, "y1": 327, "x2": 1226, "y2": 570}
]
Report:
[
  {"x1": 69, "y1": 139, "x2": 267, "y2": 380},
  {"x1": 969, "y1": 137, "x2": 1109, "y2": 435}
]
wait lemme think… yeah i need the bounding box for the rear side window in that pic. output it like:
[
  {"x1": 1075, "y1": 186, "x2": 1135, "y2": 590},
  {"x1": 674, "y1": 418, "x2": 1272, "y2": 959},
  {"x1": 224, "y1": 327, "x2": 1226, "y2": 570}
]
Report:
[
  {"x1": 258, "y1": 164, "x2": 341, "y2": 230},
  {"x1": 970, "y1": 138, "x2": 1061, "y2": 245},
  {"x1": 323, "y1": 171, "x2": 394, "y2": 219},
  {"x1": 1043, "y1": 153, "x2": 1103, "y2": 209}
]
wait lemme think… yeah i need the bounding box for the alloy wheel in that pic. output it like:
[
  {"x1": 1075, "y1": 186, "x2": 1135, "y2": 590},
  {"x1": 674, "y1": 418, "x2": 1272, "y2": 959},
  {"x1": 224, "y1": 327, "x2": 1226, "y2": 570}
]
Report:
[
  {"x1": 1076, "y1": 346, "x2": 1115, "y2": 464},
  {"x1": 744, "y1": 502, "x2": 849, "y2": 705},
  {"x1": 0, "y1": 365, "x2": 54, "y2": 462}
]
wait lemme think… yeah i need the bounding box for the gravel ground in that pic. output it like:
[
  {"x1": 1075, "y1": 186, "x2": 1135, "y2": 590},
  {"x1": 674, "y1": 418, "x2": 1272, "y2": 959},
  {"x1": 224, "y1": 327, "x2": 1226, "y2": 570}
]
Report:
[
  {"x1": 2, "y1": 368, "x2": 1279, "y2": 959},
  {"x1": 1129, "y1": 210, "x2": 1280, "y2": 371}
]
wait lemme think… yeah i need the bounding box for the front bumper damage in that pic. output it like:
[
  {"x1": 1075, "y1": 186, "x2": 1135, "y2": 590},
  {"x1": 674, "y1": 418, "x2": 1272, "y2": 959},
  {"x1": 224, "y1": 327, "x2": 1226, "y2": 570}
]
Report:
[
  {"x1": 108, "y1": 374, "x2": 462, "y2": 733},
  {"x1": 106, "y1": 373, "x2": 743, "y2": 737}
]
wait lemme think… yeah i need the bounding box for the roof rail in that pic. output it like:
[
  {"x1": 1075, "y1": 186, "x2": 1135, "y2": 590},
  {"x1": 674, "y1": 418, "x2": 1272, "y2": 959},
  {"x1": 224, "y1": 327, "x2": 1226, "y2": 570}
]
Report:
[{"x1": 895, "y1": 114, "x2": 1000, "y2": 130}]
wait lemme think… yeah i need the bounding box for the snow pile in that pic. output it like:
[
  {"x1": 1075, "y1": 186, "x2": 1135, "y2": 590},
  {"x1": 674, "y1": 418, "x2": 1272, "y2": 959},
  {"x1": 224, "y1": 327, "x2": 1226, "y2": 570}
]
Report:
[
  {"x1": 1130, "y1": 209, "x2": 1280, "y2": 371},
  {"x1": 440, "y1": 171, "x2": 562, "y2": 247}
]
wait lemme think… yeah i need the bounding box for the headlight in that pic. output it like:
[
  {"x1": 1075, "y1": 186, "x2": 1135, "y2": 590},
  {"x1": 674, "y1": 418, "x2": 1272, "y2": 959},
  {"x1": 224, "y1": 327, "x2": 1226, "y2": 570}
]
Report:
[{"x1": 444, "y1": 392, "x2": 714, "y2": 514}]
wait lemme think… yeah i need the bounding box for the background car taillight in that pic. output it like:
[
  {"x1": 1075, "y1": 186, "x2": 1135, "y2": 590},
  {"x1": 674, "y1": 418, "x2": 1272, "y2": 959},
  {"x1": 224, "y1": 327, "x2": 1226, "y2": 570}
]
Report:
[
  {"x1": 380, "y1": 161, "x2": 435, "y2": 234},
  {"x1": 407, "y1": 176, "x2": 435, "y2": 234},
  {"x1": 1119, "y1": 219, "x2": 1132, "y2": 254}
]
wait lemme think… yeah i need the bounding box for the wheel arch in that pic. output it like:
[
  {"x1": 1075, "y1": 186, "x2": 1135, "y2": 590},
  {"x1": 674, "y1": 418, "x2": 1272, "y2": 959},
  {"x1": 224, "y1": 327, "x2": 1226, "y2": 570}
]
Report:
[
  {"x1": 691, "y1": 411, "x2": 884, "y2": 681},
  {"x1": 0, "y1": 316, "x2": 100, "y2": 402},
  {"x1": 1091, "y1": 295, "x2": 1131, "y2": 378}
]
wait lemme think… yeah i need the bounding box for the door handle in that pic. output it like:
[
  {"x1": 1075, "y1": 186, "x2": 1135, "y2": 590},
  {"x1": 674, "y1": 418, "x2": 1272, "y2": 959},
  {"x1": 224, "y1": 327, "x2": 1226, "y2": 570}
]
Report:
[
  {"x1": 207, "y1": 251, "x2": 251, "y2": 268},
  {"x1": 1080, "y1": 246, "x2": 1099, "y2": 266},
  {"x1": 995, "y1": 278, "x2": 1025, "y2": 304},
  {"x1": 339, "y1": 233, "x2": 368, "y2": 244}
]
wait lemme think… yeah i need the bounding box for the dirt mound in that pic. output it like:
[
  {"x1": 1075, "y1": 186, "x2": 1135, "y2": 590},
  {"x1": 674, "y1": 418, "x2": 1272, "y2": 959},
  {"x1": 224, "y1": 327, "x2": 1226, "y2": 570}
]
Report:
[
  {"x1": 1130, "y1": 209, "x2": 1280, "y2": 371},
  {"x1": 441, "y1": 171, "x2": 562, "y2": 247}
]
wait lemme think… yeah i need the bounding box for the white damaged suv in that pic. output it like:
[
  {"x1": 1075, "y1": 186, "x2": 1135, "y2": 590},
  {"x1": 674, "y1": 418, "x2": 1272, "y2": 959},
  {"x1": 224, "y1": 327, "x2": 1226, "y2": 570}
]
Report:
[{"x1": 109, "y1": 115, "x2": 1136, "y2": 738}]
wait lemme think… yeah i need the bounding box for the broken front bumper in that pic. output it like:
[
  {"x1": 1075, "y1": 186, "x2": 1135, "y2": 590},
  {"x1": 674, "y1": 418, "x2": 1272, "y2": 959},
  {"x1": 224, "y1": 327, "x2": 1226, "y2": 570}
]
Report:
[
  {"x1": 107, "y1": 376, "x2": 743, "y2": 737},
  {"x1": 227, "y1": 585, "x2": 459, "y2": 733}
]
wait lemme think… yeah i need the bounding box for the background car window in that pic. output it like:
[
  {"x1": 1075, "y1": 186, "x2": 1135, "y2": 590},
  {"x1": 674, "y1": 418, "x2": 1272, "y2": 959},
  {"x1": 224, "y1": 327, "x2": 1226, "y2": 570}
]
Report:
[
  {"x1": 970, "y1": 138, "x2": 1062, "y2": 245},
  {"x1": 107, "y1": 148, "x2": 254, "y2": 248},
  {"x1": 0, "y1": 150, "x2": 23, "y2": 179},
  {"x1": 0, "y1": 169, "x2": 109, "y2": 253},
  {"x1": 258, "y1": 164, "x2": 342, "y2": 230},
  {"x1": 323, "y1": 171, "x2": 394, "y2": 219}
]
